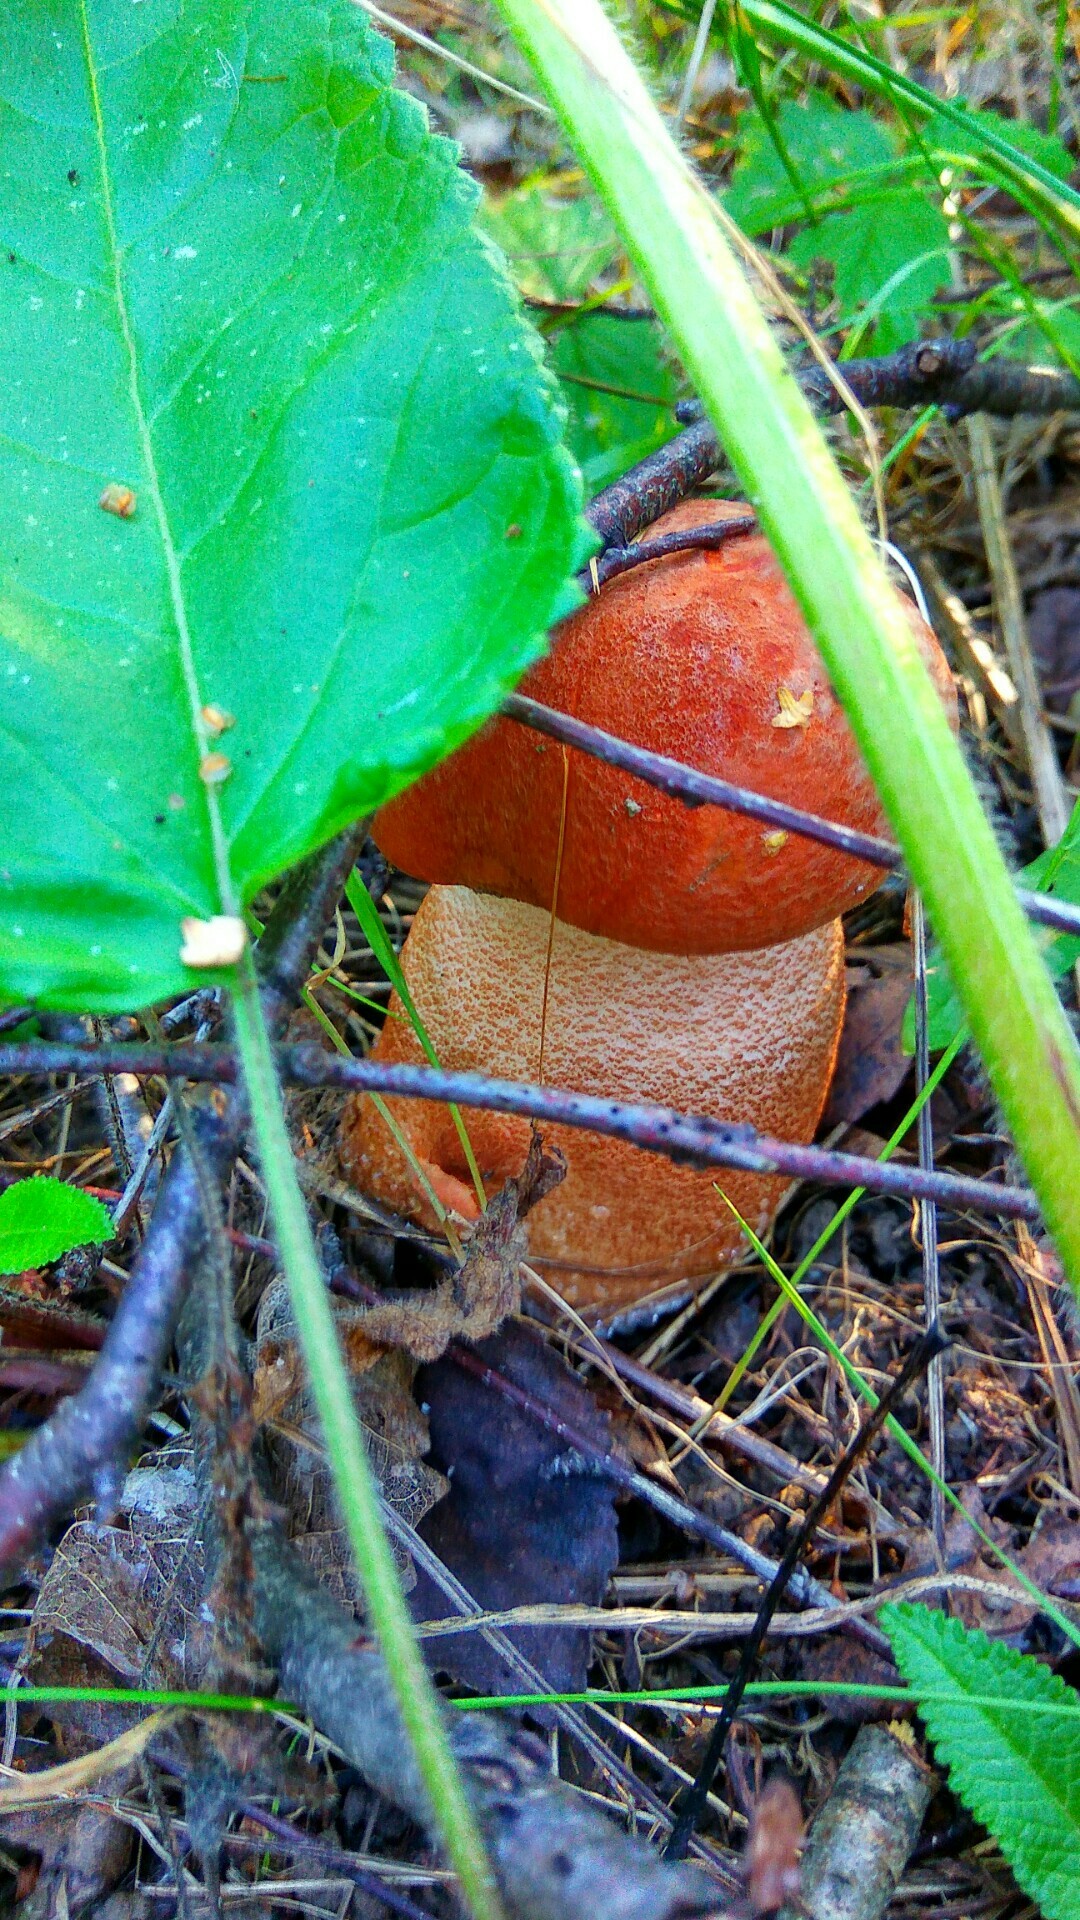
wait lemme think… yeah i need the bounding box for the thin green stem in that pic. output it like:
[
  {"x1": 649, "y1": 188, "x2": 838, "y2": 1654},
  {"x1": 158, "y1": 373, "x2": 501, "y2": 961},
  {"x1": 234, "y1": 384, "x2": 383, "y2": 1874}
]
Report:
[
  {"x1": 710, "y1": 1031, "x2": 965, "y2": 1416},
  {"x1": 450, "y1": 1679, "x2": 1080, "y2": 1716},
  {"x1": 492, "y1": 0, "x2": 1080, "y2": 1294},
  {"x1": 229, "y1": 955, "x2": 504, "y2": 1920},
  {"x1": 3, "y1": 1678, "x2": 1073, "y2": 1722},
  {"x1": 735, "y1": 1211, "x2": 1080, "y2": 1653}
]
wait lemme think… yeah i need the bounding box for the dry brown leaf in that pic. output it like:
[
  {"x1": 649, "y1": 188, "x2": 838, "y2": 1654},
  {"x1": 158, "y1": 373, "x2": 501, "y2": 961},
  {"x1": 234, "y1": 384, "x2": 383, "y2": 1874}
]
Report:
[
  {"x1": 254, "y1": 1283, "x2": 448, "y2": 1605},
  {"x1": 744, "y1": 1777, "x2": 803, "y2": 1916},
  {"x1": 823, "y1": 947, "x2": 914, "y2": 1129},
  {"x1": 410, "y1": 1316, "x2": 620, "y2": 1701},
  {"x1": 30, "y1": 1510, "x2": 205, "y2": 1695}
]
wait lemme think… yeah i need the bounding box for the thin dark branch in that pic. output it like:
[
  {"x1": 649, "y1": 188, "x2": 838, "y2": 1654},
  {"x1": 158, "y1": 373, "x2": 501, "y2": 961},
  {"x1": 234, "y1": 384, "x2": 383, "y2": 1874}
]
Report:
[
  {"x1": 684, "y1": 338, "x2": 1079, "y2": 424},
  {"x1": 502, "y1": 693, "x2": 899, "y2": 863},
  {"x1": 0, "y1": 1039, "x2": 1040, "y2": 1222},
  {"x1": 663, "y1": 1324, "x2": 949, "y2": 1861},
  {"x1": 0, "y1": 826, "x2": 368, "y2": 1585},
  {"x1": 500, "y1": 695, "x2": 1080, "y2": 943},
  {"x1": 918, "y1": 354, "x2": 1080, "y2": 420},
  {"x1": 588, "y1": 338, "x2": 1079, "y2": 554},
  {"x1": 585, "y1": 517, "x2": 757, "y2": 589},
  {"x1": 229, "y1": 1796, "x2": 440, "y2": 1920},
  {"x1": 798, "y1": 338, "x2": 979, "y2": 415},
  {"x1": 586, "y1": 417, "x2": 722, "y2": 548}
]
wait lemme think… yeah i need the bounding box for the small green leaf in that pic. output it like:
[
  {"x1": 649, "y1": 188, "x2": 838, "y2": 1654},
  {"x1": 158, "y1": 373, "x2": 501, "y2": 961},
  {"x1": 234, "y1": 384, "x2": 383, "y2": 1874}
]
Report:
[
  {"x1": 725, "y1": 94, "x2": 897, "y2": 235},
  {"x1": 1002, "y1": 305, "x2": 1080, "y2": 372},
  {"x1": 549, "y1": 312, "x2": 679, "y2": 494},
  {"x1": 478, "y1": 176, "x2": 619, "y2": 303},
  {"x1": 925, "y1": 106, "x2": 1074, "y2": 185},
  {"x1": 882, "y1": 1604, "x2": 1080, "y2": 1920},
  {"x1": 1, "y1": 1, "x2": 585, "y2": 1014},
  {"x1": 725, "y1": 98, "x2": 949, "y2": 351},
  {"x1": 0, "y1": 1177, "x2": 111, "y2": 1274},
  {"x1": 477, "y1": 179, "x2": 678, "y2": 491},
  {"x1": 789, "y1": 187, "x2": 950, "y2": 354}
]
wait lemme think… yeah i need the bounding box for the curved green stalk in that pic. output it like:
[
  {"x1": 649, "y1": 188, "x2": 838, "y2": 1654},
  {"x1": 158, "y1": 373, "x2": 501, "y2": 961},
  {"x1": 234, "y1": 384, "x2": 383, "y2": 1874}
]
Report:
[
  {"x1": 493, "y1": 0, "x2": 1080, "y2": 1291},
  {"x1": 230, "y1": 958, "x2": 504, "y2": 1920}
]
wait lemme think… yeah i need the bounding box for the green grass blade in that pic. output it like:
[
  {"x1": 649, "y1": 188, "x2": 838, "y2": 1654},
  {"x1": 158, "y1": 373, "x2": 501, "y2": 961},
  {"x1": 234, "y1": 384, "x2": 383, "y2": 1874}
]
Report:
[
  {"x1": 710, "y1": 1030, "x2": 965, "y2": 1416},
  {"x1": 345, "y1": 871, "x2": 485, "y2": 1210},
  {"x1": 230, "y1": 959, "x2": 503, "y2": 1920},
  {"x1": 492, "y1": 0, "x2": 1080, "y2": 1295}
]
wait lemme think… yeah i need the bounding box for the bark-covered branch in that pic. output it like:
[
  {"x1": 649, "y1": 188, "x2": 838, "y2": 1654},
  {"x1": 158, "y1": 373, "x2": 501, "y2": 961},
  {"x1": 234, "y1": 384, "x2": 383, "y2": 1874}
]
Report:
[
  {"x1": 588, "y1": 338, "x2": 1080, "y2": 551},
  {"x1": 0, "y1": 1038, "x2": 1040, "y2": 1223}
]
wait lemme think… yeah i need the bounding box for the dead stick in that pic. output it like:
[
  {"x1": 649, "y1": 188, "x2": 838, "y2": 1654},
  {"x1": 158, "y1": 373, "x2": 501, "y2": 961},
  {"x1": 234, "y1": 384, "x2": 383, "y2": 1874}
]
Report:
[
  {"x1": 0, "y1": 1041, "x2": 1042, "y2": 1224},
  {"x1": 791, "y1": 1722, "x2": 933, "y2": 1920},
  {"x1": 665, "y1": 1326, "x2": 947, "y2": 1860}
]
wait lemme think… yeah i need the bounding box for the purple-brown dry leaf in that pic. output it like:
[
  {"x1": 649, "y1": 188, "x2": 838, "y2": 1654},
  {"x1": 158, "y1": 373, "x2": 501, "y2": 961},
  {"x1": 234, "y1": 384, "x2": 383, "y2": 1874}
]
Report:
[{"x1": 411, "y1": 1317, "x2": 620, "y2": 1703}]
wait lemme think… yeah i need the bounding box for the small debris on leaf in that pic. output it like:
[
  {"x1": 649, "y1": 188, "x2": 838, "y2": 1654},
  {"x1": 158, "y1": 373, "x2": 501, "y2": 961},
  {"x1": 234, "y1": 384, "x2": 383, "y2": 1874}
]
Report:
[
  {"x1": 98, "y1": 483, "x2": 136, "y2": 519},
  {"x1": 179, "y1": 915, "x2": 248, "y2": 968},
  {"x1": 199, "y1": 751, "x2": 232, "y2": 785}
]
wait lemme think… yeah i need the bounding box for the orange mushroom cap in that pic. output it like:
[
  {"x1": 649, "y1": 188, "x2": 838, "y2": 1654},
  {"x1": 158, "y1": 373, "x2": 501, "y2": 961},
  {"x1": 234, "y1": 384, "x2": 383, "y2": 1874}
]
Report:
[
  {"x1": 339, "y1": 885, "x2": 846, "y2": 1317},
  {"x1": 374, "y1": 501, "x2": 956, "y2": 954}
]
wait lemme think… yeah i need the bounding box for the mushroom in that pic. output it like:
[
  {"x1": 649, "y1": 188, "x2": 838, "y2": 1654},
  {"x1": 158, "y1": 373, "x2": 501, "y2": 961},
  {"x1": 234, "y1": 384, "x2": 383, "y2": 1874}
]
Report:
[
  {"x1": 339, "y1": 885, "x2": 846, "y2": 1316},
  {"x1": 374, "y1": 500, "x2": 956, "y2": 953}
]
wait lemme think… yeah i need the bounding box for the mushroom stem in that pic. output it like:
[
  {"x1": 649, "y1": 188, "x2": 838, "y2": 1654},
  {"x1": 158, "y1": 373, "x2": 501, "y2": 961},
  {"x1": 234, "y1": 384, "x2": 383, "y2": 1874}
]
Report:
[{"x1": 341, "y1": 886, "x2": 846, "y2": 1316}]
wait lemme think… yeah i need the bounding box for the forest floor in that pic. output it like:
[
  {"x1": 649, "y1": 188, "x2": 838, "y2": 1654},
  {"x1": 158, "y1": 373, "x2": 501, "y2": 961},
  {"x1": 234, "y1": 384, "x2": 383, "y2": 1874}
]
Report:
[{"x1": 1, "y1": 2, "x2": 1079, "y2": 1917}]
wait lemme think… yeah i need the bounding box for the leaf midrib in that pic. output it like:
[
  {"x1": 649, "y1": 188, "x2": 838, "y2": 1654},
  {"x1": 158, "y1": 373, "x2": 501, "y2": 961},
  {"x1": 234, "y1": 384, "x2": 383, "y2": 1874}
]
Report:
[{"x1": 77, "y1": 0, "x2": 235, "y2": 923}]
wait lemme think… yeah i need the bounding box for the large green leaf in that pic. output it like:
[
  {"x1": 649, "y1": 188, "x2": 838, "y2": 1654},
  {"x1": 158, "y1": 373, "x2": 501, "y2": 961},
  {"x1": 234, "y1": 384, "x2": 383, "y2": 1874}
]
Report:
[
  {"x1": 0, "y1": 1, "x2": 585, "y2": 1013},
  {"x1": 882, "y1": 1604, "x2": 1080, "y2": 1920}
]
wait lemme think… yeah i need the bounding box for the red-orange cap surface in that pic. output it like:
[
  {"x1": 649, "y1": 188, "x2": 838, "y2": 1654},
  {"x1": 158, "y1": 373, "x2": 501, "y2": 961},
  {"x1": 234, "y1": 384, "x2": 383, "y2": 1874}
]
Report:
[
  {"x1": 339, "y1": 885, "x2": 846, "y2": 1317},
  {"x1": 374, "y1": 501, "x2": 956, "y2": 953}
]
